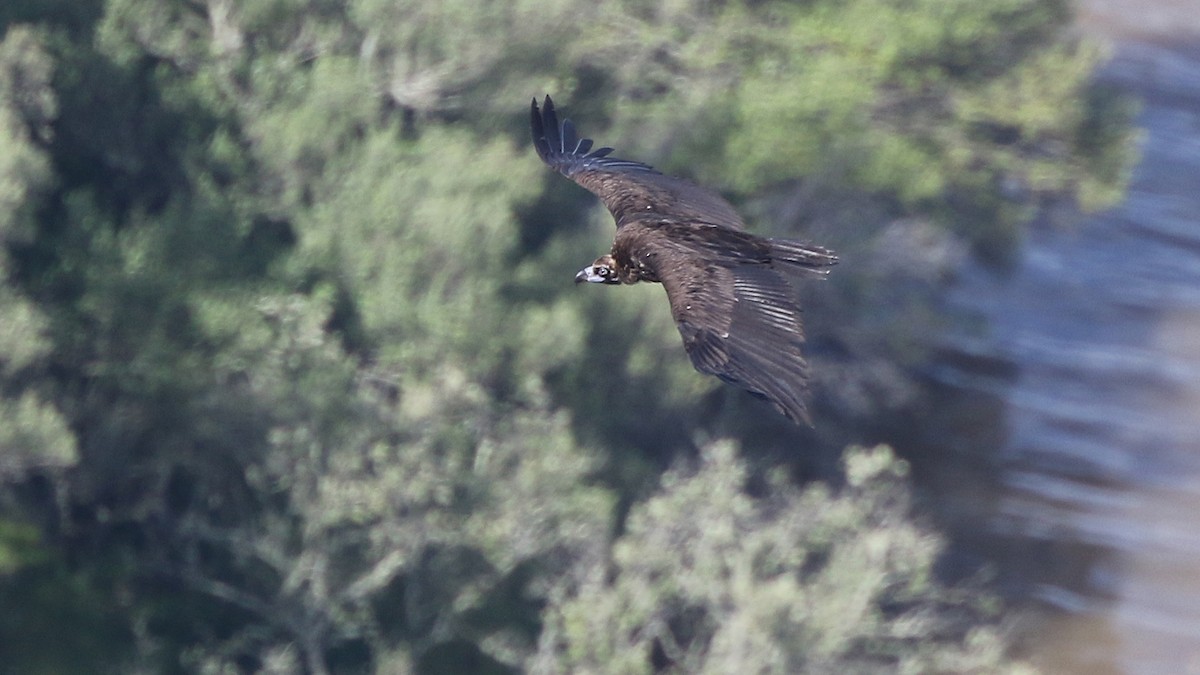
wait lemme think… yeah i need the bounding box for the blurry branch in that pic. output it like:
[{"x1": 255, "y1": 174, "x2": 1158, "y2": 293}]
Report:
[
  {"x1": 178, "y1": 567, "x2": 279, "y2": 624},
  {"x1": 342, "y1": 549, "x2": 407, "y2": 602}
]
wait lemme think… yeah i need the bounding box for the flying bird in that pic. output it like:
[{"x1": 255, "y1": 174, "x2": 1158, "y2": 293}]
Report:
[{"x1": 531, "y1": 96, "x2": 836, "y2": 425}]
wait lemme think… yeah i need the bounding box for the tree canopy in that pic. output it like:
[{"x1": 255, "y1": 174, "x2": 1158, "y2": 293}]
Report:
[{"x1": 0, "y1": 0, "x2": 1131, "y2": 672}]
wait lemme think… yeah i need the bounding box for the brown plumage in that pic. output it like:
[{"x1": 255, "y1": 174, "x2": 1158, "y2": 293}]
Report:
[{"x1": 531, "y1": 96, "x2": 836, "y2": 425}]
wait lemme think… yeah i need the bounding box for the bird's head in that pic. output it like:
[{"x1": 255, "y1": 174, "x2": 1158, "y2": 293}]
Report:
[{"x1": 575, "y1": 254, "x2": 620, "y2": 284}]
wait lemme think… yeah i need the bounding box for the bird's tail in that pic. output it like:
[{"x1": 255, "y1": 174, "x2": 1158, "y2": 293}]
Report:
[{"x1": 769, "y1": 239, "x2": 838, "y2": 276}]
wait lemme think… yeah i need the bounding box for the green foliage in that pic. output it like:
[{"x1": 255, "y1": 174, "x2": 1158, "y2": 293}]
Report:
[
  {"x1": 0, "y1": 26, "x2": 55, "y2": 242},
  {"x1": 0, "y1": 518, "x2": 46, "y2": 574},
  {"x1": 297, "y1": 127, "x2": 542, "y2": 363},
  {"x1": 689, "y1": 0, "x2": 1130, "y2": 241},
  {"x1": 171, "y1": 292, "x2": 612, "y2": 672},
  {"x1": 0, "y1": 391, "x2": 76, "y2": 479},
  {"x1": 536, "y1": 444, "x2": 1030, "y2": 674},
  {"x1": 0, "y1": 555, "x2": 136, "y2": 673},
  {"x1": 0, "y1": 0, "x2": 1129, "y2": 671},
  {"x1": 0, "y1": 26, "x2": 74, "y2": 492},
  {"x1": 0, "y1": 285, "x2": 50, "y2": 374}
]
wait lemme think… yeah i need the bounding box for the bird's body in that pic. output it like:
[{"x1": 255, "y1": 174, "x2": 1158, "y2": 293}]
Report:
[{"x1": 531, "y1": 96, "x2": 836, "y2": 424}]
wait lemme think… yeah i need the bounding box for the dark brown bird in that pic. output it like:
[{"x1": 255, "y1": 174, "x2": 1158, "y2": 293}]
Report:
[{"x1": 531, "y1": 96, "x2": 836, "y2": 425}]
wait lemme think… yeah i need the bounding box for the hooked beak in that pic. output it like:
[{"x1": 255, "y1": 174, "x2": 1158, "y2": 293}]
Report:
[{"x1": 575, "y1": 266, "x2": 603, "y2": 284}]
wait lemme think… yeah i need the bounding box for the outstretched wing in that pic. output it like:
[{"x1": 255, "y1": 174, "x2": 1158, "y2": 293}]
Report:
[
  {"x1": 636, "y1": 230, "x2": 820, "y2": 425},
  {"x1": 531, "y1": 96, "x2": 745, "y2": 230}
]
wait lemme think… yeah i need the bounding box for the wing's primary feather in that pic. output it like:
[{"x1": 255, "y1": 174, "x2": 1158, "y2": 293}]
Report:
[
  {"x1": 531, "y1": 96, "x2": 746, "y2": 230},
  {"x1": 531, "y1": 96, "x2": 657, "y2": 178}
]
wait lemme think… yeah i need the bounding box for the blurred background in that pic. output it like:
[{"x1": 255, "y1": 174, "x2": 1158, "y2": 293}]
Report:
[{"x1": 0, "y1": 0, "x2": 1195, "y2": 673}]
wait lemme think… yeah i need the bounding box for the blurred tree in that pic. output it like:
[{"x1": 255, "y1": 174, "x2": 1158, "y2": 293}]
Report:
[
  {"x1": 154, "y1": 293, "x2": 611, "y2": 673},
  {"x1": 534, "y1": 444, "x2": 1030, "y2": 674},
  {"x1": 0, "y1": 25, "x2": 55, "y2": 238},
  {"x1": 0, "y1": 24, "x2": 74, "y2": 519},
  {"x1": 0, "y1": 0, "x2": 1130, "y2": 671}
]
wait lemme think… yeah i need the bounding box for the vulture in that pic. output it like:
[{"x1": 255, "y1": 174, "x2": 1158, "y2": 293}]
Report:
[{"x1": 531, "y1": 96, "x2": 836, "y2": 425}]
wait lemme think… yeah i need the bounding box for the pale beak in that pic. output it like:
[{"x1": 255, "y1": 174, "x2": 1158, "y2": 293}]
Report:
[{"x1": 575, "y1": 266, "x2": 605, "y2": 284}]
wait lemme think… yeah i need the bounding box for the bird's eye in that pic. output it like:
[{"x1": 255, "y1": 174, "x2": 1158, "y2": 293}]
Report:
[{"x1": 599, "y1": 267, "x2": 609, "y2": 277}]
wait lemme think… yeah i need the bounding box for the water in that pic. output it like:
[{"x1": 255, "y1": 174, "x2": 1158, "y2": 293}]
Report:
[{"x1": 927, "y1": 3, "x2": 1200, "y2": 672}]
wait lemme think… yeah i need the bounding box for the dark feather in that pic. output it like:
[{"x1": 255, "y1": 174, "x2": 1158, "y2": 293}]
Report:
[
  {"x1": 768, "y1": 239, "x2": 838, "y2": 276},
  {"x1": 531, "y1": 96, "x2": 744, "y2": 230},
  {"x1": 531, "y1": 96, "x2": 657, "y2": 178},
  {"x1": 631, "y1": 229, "x2": 819, "y2": 424}
]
